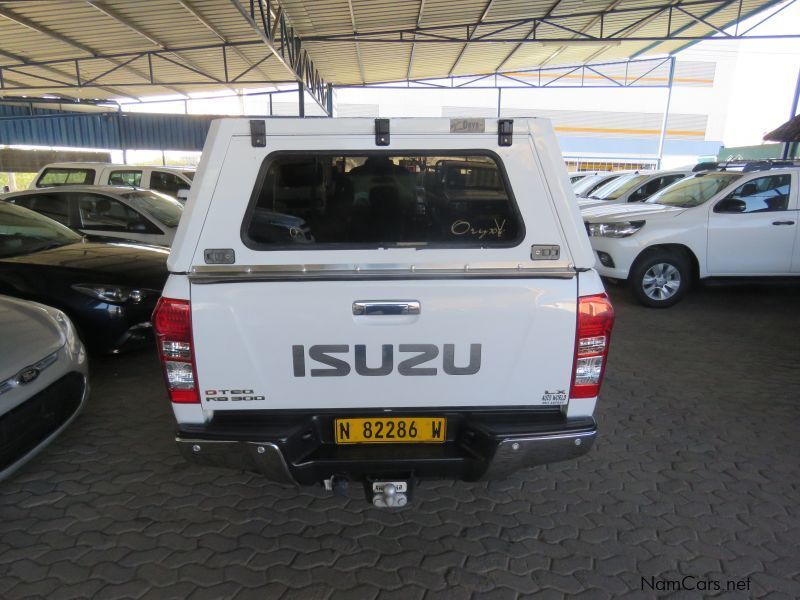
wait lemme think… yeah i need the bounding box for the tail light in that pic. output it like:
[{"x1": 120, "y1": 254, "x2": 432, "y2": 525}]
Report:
[
  {"x1": 153, "y1": 297, "x2": 199, "y2": 403},
  {"x1": 570, "y1": 293, "x2": 615, "y2": 399}
]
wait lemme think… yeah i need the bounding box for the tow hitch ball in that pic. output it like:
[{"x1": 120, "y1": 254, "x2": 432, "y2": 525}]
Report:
[
  {"x1": 368, "y1": 480, "x2": 410, "y2": 507},
  {"x1": 324, "y1": 476, "x2": 412, "y2": 506}
]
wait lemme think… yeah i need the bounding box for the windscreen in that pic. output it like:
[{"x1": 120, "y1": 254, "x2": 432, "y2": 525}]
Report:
[
  {"x1": 122, "y1": 190, "x2": 183, "y2": 227},
  {"x1": 647, "y1": 173, "x2": 742, "y2": 208},
  {"x1": 243, "y1": 154, "x2": 522, "y2": 248},
  {"x1": 0, "y1": 202, "x2": 81, "y2": 257},
  {"x1": 591, "y1": 174, "x2": 649, "y2": 200},
  {"x1": 574, "y1": 174, "x2": 619, "y2": 196}
]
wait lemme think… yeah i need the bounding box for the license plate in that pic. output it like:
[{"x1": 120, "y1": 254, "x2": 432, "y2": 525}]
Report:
[{"x1": 335, "y1": 417, "x2": 446, "y2": 444}]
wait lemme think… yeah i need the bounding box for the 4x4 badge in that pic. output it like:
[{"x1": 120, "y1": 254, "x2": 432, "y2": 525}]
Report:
[{"x1": 542, "y1": 390, "x2": 567, "y2": 405}]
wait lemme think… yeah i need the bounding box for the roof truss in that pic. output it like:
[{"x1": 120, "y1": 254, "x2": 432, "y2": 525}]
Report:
[
  {"x1": 339, "y1": 56, "x2": 679, "y2": 89},
  {"x1": 0, "y1": 0, "x2": 794, "y2": 99},
  {"x1": 301, "y1": 0, "x2": 794, "y2": 44},
  {"x1": 228, "y1": 0, "x2": 330, "y2": 111}
]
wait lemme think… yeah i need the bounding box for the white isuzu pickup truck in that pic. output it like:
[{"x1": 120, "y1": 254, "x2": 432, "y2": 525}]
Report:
[{"x1": 153, "y1": 117, "x2": 615, "y2": 506}]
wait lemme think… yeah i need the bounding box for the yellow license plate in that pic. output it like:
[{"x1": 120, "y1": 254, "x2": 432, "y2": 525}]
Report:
[{"x1": 335, "y1": 417, "x2": 446, "y2": 444}]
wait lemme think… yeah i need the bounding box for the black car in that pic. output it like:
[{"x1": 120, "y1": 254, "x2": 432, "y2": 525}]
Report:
[{"x1": 0, "y1": 202, "x2": 168, "y2": 353}]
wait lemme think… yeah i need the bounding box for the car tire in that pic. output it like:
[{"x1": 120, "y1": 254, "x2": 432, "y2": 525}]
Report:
[{"x1": 629, "y1": 250, "x2": 690, "y2": 308}]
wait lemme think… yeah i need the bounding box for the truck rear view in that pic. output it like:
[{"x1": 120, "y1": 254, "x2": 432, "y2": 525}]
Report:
[{"x1": 154, "y1": 118, "x2": 614, "y2": 506}]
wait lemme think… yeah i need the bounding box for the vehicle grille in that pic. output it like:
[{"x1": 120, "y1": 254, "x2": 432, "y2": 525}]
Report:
[{"x1": 0, "y1": 372, "x2": 85, "y2": 471}]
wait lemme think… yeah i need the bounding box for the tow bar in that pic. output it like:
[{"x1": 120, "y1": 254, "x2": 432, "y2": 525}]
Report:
[
  {"x1": 368, "y1": 480, "x2": 410, "y2": 507},
  {"x1": 324, "y1": 476, "x2": 413, "y2": 507}
]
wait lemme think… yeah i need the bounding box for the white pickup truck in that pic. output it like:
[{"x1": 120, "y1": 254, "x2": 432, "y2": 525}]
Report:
[{"x1": 153, "y1": 117, "x2": 615, "y2": 506}]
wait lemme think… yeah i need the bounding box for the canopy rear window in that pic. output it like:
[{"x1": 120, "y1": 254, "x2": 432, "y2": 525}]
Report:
[
  {"x1": 242, "y1": 153, "x2": 523, "y2": 249},
  {"x1": 38, "y1": 168, "x2": 95, "y2": 187}
]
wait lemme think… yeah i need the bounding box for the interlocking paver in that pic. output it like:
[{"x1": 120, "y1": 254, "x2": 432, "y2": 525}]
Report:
[{"x1": 0, "y1": 284, "x2": 799, "y2": 598}]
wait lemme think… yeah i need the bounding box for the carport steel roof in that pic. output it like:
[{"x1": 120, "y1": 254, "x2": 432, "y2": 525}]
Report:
[{"x1": 0, "y1": 0, "x2": 796, "y2": 109}]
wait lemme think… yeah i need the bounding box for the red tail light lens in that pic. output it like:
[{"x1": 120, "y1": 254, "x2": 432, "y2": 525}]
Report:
[
  {"x1": 570, "y1": 293, "x2": 615, "y2": 399},
  {"x1": 153, "y1": 297, "x2": 199, "y2": 403}
]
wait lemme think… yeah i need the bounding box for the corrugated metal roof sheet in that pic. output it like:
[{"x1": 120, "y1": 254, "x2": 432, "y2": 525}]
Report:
[{"x1": 0, "y1": 0, "x2": 786, "y2": 100}]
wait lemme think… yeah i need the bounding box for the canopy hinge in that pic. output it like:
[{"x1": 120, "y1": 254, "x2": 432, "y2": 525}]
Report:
[
  {"x1": 375, "y1": 118, "x2": 390, "y2": 146},
  {"x1": 498, "y1": 119, "x2": 513, "y2": 146},
  {"x1": 250, "y1": 119, "x2": 266, "y2": 147}
]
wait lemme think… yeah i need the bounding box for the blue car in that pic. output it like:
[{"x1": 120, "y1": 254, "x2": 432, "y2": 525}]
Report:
[{"x1": 0, "y1": 202, "x2": 168, "y2": 353}]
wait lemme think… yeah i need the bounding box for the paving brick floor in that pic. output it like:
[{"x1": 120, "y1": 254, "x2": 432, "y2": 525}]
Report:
[{"x1": 1, "y1": 282, "x2": 799, "y2": 599}]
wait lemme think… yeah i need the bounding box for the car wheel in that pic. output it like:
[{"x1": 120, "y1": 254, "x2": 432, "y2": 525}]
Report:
[{"x1": 630, "y1": 251, "x2": 689, "y2": 308}]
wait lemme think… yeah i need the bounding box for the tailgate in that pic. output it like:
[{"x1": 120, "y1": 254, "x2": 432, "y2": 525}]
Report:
[{"x1": 191, "y1": 278, "x2": 577, "y2": 411}]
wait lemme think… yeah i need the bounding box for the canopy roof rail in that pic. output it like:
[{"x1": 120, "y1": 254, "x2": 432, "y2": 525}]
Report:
[{"x1": 696, "y1": 159, "x2": 800, "y2": 173}]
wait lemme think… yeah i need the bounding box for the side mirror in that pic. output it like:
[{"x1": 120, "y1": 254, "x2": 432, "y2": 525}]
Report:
[
  {"x1": 176, "y1": 188, "x2": 190, "y2": 202},
  {"x1": 715, "y1": 197, "x2": 746, "y2": 213}
]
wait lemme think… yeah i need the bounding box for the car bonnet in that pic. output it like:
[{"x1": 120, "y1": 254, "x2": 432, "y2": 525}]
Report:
[
  {"x1": 581, "y1": 202, "x2": 685, "y2": 222},
  {"x1": 0, "y1": 296, "x2": 65, "y2": 383}
]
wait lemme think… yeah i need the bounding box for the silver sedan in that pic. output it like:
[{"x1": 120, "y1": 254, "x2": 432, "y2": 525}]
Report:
[{"x1": 0, "y1": 295, "x2": 89, "y2": 481}]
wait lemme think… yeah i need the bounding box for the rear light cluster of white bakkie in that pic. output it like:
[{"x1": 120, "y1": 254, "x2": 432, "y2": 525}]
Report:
[
  {"x1": 570, "y1": 293, "x2": 615, "y2": 399},
  {"x1": 153, "y1": 297, "x2": 199, "y2": 403}
]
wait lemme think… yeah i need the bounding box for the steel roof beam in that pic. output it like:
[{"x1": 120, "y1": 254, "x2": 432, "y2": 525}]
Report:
[
  {"x1": 674, "y1": 4, "x2": 732, "y2": 36},
  {"x1": 346, "y1": 0, "x2": 366, "y2": 84},
  {"x1": 0, "y1": 4, "x2": 181, "y2": 98},
  {"x1": 0, "y1": 43, "x2": 291, "y2": 97},
  {"x1": 0, "y1": 42, "x2": 137, "y2": 101},
  {"x1": 630, "y1": 0, "x2": 739, "y2": 58},
  {"x1": 175, "y1": 0, "x2": 275, "y2": 83},
  {"x1": 227, "y1": 0, "x2": 330, "y2": 113},
  {"x1": 406, "y1": 0, "x2": 426, "y2": 80},
  {"x1": 538, "y1": 0, "x2": 622, "y2": 68},
  {"x1": 86, "y1": 1, "x2": 233, "y2": 90},
  {"x1": 580, "y1": 0, "x2": 682, "y2": 64},
  {"x1": 301, "y1": 0, "x2": 797, "y2": 43},
  {"x1": 658, "y1": 0, "x2": 787, "y2": 57},
  {"x1": 338, "y1": 56, "x2": 688, "y2": 89},
  {"x1": 495, "y1": 0, "x2": 561, "y2": 72},
  {"x1": 448, "y1": 0, "x2": 495, "y2": 77}
]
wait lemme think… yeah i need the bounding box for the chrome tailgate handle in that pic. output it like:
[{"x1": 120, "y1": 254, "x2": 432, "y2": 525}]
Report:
[{"x1": 353, "y1": 301, "x2": 421, "y2": 316}]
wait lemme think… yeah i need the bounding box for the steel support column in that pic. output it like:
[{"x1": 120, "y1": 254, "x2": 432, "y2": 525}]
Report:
[
  {"x1": 656, "y1": 56, "x2": 675, "y2": 168},
  {"x1": 298, "y1": 81, "x2": 305, "y2": 117},
  {"x1": 782, "y1": 68, "x2": 800, "y2": 159}
]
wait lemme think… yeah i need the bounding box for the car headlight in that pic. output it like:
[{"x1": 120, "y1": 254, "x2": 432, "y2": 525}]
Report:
[
  {"x1": 53, "y1": 310, "x2": 83, "y2": 356},
  {"x1": 586, "y1": 220, "x2": 645, "y2": 238},
  {"x1": 71, "y1": 284, "x2": 152, "y2": 304}
]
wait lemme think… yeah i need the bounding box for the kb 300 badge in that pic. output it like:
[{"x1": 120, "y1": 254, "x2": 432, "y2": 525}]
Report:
[{"x1": 204, "y1": 389, "x2": 265, "y2": 402}]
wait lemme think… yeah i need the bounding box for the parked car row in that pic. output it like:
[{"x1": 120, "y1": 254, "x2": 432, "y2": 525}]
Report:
[
  {"x1": 574, "y1": 161, "x2": 800, "y2": 307},
  {"x1": 572, "y1": 171, "x2": 630, "y2": 199},
  {"x1": 1, "y1": 186, "x2": 182, "y2": 246},
  {"x1": 567, "y1": 169, "x2": 606, "y2": 184},
  {"x1": 0, "y1": 190, "x2": 171, "y2": 481},
  {"x1": 578, "y1": 169, "x2": 693, "y2": 210}
]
